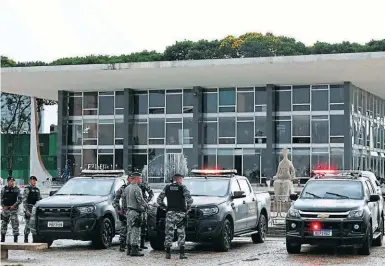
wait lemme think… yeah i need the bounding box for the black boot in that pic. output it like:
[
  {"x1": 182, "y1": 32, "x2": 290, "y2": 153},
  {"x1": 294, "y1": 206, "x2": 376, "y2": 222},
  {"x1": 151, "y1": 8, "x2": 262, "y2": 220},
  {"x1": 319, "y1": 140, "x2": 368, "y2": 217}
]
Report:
[
  {"x1": 1, "y1": 234, "x2": 5, "y2": 242},
  {"x1": 179, "y1": 246, "x2": 187, "y2": 259},
  {"x1": 165, "y1": 247, "x2": 171, "y2": 259},
  {"x1": 126, "y1": 245, "x2": 131, "y2": 256},
  {"x1": 140, "y1": 237, "x2": 148, "y2": 249},
  {"x1": 119, "y1": 241, "x2": 125, "y2": 252},
  {"x1": 14, "y1": 235, "x2": 18, "y2": 243},
  {"x1": 130, "y1": 245, "x2": 144, "y2": 256},
  {"x1": 24, "y1": 234, "x2": 28, "y2": 243}
]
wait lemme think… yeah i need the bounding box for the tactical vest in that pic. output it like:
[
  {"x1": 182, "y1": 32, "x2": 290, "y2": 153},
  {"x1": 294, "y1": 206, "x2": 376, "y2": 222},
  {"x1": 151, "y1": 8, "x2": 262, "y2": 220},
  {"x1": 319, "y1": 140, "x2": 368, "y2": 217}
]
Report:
[
  {"x1": 165, "y1": 184, "x2": 186, "y2": 212},
  {"x1": 27, "y1": 186, "x2": 40, "y2": 205},
  {"x1": 2, "y1": 186, "x2": 18, "y2": 206}
]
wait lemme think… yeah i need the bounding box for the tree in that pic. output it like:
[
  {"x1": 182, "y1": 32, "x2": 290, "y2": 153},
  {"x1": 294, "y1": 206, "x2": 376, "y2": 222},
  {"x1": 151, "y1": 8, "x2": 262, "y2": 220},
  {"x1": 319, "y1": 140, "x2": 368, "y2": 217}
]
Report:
[{"x1": 1, "y1": 92, "x2": 57, "y2": 176}]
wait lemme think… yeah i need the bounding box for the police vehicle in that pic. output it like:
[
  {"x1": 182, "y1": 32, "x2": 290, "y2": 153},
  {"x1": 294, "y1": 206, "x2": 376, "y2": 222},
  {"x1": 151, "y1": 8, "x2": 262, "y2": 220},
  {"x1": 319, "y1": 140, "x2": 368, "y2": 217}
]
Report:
[
  {"x1": 286, "y1": 170, "x2": 384, "y2": 255},
  {"x1": 29, "y1": 170, "x2": 127, "y2": 248},
  {"x1": 147, "y1": 169, "x2": 271, "y2": 252}
]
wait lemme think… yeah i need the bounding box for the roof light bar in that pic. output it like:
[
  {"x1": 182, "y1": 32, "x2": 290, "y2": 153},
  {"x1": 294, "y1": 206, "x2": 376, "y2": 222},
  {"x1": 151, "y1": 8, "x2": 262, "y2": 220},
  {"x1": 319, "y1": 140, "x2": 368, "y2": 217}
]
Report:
[{"x1": 191, "y1": 169, "x2": 237, "y2": 175}]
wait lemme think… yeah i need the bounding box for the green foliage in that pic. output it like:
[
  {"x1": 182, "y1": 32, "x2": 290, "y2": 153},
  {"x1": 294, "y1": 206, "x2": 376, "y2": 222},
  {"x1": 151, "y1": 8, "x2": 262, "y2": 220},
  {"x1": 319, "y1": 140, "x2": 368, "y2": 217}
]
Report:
[{"x1": 2, "y1": 33, "x2": 384, "y2": 67}]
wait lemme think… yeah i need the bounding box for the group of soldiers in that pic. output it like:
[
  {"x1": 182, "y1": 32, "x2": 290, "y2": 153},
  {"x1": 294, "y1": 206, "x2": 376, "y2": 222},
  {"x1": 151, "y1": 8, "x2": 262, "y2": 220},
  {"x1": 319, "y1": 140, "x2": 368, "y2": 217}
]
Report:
[{"x1": 1, "y1": 176, "x2": 42, "y2": 243}]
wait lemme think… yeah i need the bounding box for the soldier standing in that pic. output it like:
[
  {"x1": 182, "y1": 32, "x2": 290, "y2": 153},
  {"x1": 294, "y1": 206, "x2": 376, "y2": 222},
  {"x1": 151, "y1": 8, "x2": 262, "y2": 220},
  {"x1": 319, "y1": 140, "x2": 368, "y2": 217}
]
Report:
[
  {"x1": 138, "y1": 179, "x2": 154, "y2": 250},
  {"x1": 23, "y1": 176, "x2": 42, "y2": 243},
  {"x1": 1, "y1": 176, "x2": 22, "y2": 243},
  {"x1": 157, "y1": 174, "x2": 193, "y2": 259},
  {"x1": 124, "y1": 172, "x2": 148, "y2": 256},
  {"x1": 113, "y1": 175, "x2": 133, "y2": 252}
]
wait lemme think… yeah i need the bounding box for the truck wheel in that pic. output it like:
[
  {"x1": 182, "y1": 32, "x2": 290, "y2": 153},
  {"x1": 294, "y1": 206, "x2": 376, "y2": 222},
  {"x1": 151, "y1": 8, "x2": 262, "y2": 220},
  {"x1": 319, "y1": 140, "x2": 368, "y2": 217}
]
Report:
[
  {"x1": 251, "y1": 213, "x2": 267, "y2": 243},
  {"x1": 372, "y1": 216, "x2": 383, "y2": 246},
  {"x1": 33, "y1": 234, "x2": 54, "y2": 248},
  {"x1": 149, "y1": 235, "x2": 165, "y2": 251},
  {"x1": 92, "y1": 217, "x2": 114, "y2": 249},
  {"x1": 214, "y1": 219, "x2": 232, "y2": 252},
  {"x1": 286, "y1": 239, "x2": 301, "y2": 254},
  {"x1": 358, "y1": 224, "x2": 372, "y2": 255}
]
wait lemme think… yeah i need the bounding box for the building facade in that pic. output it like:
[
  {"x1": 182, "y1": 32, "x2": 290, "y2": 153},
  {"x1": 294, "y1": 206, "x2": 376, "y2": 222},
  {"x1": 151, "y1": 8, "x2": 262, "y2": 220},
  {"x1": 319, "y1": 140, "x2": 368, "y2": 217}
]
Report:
[{"x1": 57, "y1": 83, "x2": 385, "y2": 183}]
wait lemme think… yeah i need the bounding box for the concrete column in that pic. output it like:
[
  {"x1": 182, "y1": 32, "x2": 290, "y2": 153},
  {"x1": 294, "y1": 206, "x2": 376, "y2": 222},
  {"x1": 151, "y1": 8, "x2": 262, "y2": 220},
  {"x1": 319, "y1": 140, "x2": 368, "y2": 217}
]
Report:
[
  {"x1": 192, "y1": 86, "x2": 204, "y2": 168},
  {"x1": 264, "y1": 84, "x2": 276, "y2": 178},
  {"x1": 343, "y1": 81, "x2": 353, "y2": 169},
  {"x1": 123, "y1": 88, "x2": 134, "y2": 174},
  {"x1": 56, "y1": 91, "x2": 67, "y2": 177}
]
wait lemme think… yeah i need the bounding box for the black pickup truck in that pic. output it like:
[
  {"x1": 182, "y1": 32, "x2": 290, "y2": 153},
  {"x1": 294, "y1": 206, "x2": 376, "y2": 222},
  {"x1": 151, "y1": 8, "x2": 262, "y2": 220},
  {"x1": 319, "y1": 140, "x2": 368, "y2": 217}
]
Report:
[
  {"x1": 286, "y1": 173, "x2": 384, "y2": 255},
  {"x1": 29, "y1": 170, "x2": 127, "y2": 248},
  {"x1": 147, "y1": 169, "x2": 271, "y2": 252}
]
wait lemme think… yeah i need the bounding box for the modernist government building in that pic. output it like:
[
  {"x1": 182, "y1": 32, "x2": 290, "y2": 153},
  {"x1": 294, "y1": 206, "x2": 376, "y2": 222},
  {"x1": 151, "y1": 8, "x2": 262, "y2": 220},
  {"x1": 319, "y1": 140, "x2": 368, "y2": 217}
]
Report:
[{"x1": 2, "y1": 52, "x2": 385, "y2": 182}]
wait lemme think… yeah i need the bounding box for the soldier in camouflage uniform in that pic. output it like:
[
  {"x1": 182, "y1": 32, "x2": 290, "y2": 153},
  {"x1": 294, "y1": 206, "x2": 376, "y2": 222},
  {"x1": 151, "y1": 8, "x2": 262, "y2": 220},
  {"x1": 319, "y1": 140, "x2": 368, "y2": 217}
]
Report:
[
  {"x1": 1, "y1": 176, "x2": 22, "y2": 243},
  {"x1": 124, "y1": 172, "x2": 148, "y2": 256},
  {"x1": 112, "y1": 175, "x2": 133, "y2": 252},
  {"x1": 157, "y1": 174, "x2": 193, "y2": 259},
  {"x1": 138, "y1": 179, "x2": 154, "y2": 250},
  {"x1": 23, "y1": 176, "x2": 42, "y2": 243}
]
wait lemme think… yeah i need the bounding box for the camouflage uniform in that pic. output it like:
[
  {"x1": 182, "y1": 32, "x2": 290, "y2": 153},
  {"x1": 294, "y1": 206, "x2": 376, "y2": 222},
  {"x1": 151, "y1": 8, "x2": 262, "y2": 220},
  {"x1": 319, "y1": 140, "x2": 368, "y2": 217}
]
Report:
[
  {"x1": 1, "y1": 185, "x2": 22, "y2": 242},
  {"x1": 139, "y1": 182, "x2": 154, "y2": 249},
  {"x1": 113, "y1": 183, "x2": 128, "y2": 251},
  {"x1": 157, "y1": 182, "x2": 193, "y2": 259},
  {"x1": 124, "y1": 183, "x2": 148, "y2": 256},
  {"x1": 23, "y1": 184, "x2": 42, "y2": 242}
]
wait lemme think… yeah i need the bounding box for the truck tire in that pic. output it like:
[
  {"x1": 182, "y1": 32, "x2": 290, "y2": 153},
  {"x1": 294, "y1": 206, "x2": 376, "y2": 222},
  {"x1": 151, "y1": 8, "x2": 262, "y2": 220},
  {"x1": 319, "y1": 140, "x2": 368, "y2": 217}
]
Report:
[
  {"x1": 358, "y1": 223, "x2": 372, "y2": 255},
  {"x1": 286, "y1": 239, "x2": 301, "y2": 254},
  {"x1": 251, "y1": 213, "x2": 267, "y2": 243},
  {"x1": 214, "y1": 219, "x2": 232, "y2": 252},
  {"x1": 149, "y1": 235, "x2": 165, "y2": 251},
  {"x1": 32, "y1": 234, "x2": 54, "y2": 248},
  {"x1": 372, "y1": 215, "x2": 383, "y2": 246},
  {"x1": 92, "y1": 217, "x2": 114, "y2": 249}
]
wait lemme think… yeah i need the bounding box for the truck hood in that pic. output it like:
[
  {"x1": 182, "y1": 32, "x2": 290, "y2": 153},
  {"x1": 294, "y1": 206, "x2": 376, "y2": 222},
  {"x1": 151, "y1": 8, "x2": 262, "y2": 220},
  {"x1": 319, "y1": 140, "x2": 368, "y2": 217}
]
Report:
[
  {"x1": 293, "y1": 199, "x2": 365, "y2": 212},
  {"x1": 36, "y1": 195, "x2": 108, "y2": 207}
]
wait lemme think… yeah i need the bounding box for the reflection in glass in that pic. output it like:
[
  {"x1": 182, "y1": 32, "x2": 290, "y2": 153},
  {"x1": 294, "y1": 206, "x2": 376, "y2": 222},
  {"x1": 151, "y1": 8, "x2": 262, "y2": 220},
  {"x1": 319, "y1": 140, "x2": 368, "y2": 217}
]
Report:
[
  {"x1": 115, "y1": 122, "x2": 124, "y2": 139},
  {"x1": 134, "y1": 93, "x2": 148, "y2": 114},
  {"x1": 133, "y1": 124, "x2": 147, "y2": 145},
  {"x1": 98, "y1": 154, "x2": 114, "y2": 170},
  {"x1": 275, "y1": 121, "x2": 291, "y2": 143},
  {"x1": 292, "y1": 148, "x2": 310, "y2": 177},
  {"x1": 183, "y1": 89, "x2": 194, "y2": 106},
  {"x1": 115, "y1": 91, "x2": 124, "y2": 109},
  {"x1": 237, "y1": 122, "x2": 254, "y2": 144},
  {"x1": 182, "y1": 148, "x2": 196, "y2": 172},
  {"x1": 148, "y1": 149, "x2": 165, "y2": 178},
  {"x1": 217, "y1": 149, "x2": 234, "y2": 169},
  {"x1": 67, "y1": 124, "x2": 82, "y2": 145},
  {"x1": 311, "y1": 151, "x2": 329, "y2": 169},
  {"x1": 132, "y1": 154, "x2": 147, "y2": 172},
  {"x1": 330, "y1": 115, "x2": 344, "y2": 136},
  {"x1": 255, "y1": 87, "x2": 266, "y2": 105},
  {"x1": 292, "y1": 86, "x2": 310, "y2": 104},
  {"x1": 311, "y1": 90, "x2": 328, "y2": 111},
  {"x1": 166, "y1": 94, "x2": 182, "y2": 114},
  {"x1": 149, "y1": 118, "x2": 165, "y2": 138},
  {"x1": 149, "y1": 90, "x2": 165, "y2": 107},
  {"x1": 203, "y1": 122, "x2": 217, "y2": 144},
  {"x1": 68, "y1": 97, "x2": 82, "y2": 116},
  {"x1": 219, "y1": 88, "x2": 235, "y2": 106},
  {"x1": 99, "y1": 96, "x2": 114, "y2": 115},
  {"x1": 183, "y1": 118, "x2": 193, "y2": 144},
  {"x1": 203, "y1": 149, "x2": 216, "y2": 168},
  {"x1": 237, "y1": 92, "x2": 254, "y2": 112},
  {"x1": 255, "y1": 116, "x2": 266, "y2": 137},
  {"x1": 83, "y1": 149, "x2": 97, "y2": 169},
  {"x1": 292, "y1": 115, "x2": 310, "y2": 136},
  {"x1": 203, "y1": 93, "x2": 218, "y2": 113},
  {"x1": 67, "y1": 155, "x2": 81, "y2": 176},
  {"x1": 83, "y1": 123, "x2": 97, "y2": 138},
  {"x1": 312, "y1": 120, "x2": 329, "y2": 143},
  {"x1": 219, "y1": 117, "x2": 235, "y2": 137},
  {"x1": 243, "y1": 152, "x2": 260, "y2": 182},
  {"x1": 166, "y1": 123, "x2": 182, "y2": 144},
  {"x1": 275, "y1": 90, "x2": 291, "y2": 112},
  {"x1": 115, "y1": 149, "x2": 123, "y2": 169},
  {"x1": 330, "y1": 148, "x2": 344, "y2": 170},
  {"x1": 83, "y1": 92, "x2": 98, "y2": 109},
  {"x1": 98, "y1": 124, "x2": 114, "y2": 145}
]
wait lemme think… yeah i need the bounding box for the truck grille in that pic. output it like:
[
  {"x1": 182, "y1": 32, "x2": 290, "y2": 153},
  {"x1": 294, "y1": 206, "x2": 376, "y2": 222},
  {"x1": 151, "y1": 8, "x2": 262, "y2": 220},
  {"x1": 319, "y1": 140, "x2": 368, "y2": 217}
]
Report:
[
  {"x1": 187, "y1": 208, "x2": 203, "y2": 219},
  {"x1": 299, "y1": 211, "x2": 349, "y2": 219},
  {"x1": 37, "y1": 207, "x2": 80, "y2": 219}
]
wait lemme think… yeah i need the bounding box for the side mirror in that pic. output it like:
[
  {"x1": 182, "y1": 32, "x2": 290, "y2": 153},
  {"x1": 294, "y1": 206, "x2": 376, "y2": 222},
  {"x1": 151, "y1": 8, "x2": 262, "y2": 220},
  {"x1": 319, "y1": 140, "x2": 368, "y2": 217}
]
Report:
[
  {"x1": 369, "y1": 194, "x2": 380, "y2": 202},
  {"x1": 49, "y1": 190, "x2": 58, "y2": 196},
  {"x1": 232, "y1": 191, "x2": 246, "y2": 199},
  {"x1": 289, "y1": 194, "x2": 299, "y2": 201}
]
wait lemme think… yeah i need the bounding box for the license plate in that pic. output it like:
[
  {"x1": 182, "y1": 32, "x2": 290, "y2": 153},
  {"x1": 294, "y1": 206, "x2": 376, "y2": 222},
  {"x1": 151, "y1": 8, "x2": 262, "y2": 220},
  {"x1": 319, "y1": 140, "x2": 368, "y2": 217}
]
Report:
[
  {"x1": 313, "y1": 230, "x2": 332, "y2": 236},
  {"x1": 47, "y1": 221, "x2": 64, "y2": 228}
]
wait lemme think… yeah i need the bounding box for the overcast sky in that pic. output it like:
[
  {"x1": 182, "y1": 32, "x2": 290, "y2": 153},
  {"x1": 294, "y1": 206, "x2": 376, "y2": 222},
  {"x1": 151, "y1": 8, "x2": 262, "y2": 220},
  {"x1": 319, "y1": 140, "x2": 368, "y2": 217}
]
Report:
[{"x1": 1, "y1": 0, "x2": 385, "y2": 62}]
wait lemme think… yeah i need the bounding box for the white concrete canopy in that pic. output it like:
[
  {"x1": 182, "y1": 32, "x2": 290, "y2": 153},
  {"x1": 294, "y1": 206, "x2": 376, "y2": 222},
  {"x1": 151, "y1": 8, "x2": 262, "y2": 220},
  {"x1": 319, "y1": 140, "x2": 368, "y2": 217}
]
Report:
[{"x1": 2, "y1": 52, "x2": 385, "y2": 101}]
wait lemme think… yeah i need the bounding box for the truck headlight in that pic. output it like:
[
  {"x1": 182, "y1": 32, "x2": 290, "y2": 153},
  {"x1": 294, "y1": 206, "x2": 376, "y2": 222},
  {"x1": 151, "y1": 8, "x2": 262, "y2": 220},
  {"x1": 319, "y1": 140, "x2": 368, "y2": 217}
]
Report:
[
  {"x1": 31, "y1": 206, "x2": 37, "y2": 216},
  {"x1": 287, "y1": 208, "x2": 300, "y2": 218},
  {"x1": 77, "y1": 206, "x2": 96, "y2": 214},
  {"x1": 348, "y1": 209, "x2": 364, "y2": 219},
  {"x1": 200, "y1": 207, "x2": 219, "y2": 216}
]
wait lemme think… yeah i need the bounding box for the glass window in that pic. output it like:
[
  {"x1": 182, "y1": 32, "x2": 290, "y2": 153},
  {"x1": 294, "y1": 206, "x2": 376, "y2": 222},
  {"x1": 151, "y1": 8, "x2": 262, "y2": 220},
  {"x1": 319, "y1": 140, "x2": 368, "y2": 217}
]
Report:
[
  {"x1": 243, "y1": 152, "x2": 260, "y2": 181},
  {"x1": 311, "y1": 150, "x2": 329, "y2": 168},
  {"x1": 133, "y1": 124, "x2": 147, "y2": 145},
  {"x1": 312, "y1": 120, "x2": 329, "y2": 143},
  {"x1": 166, "y1": 94, "x2": 182, "y2": 114},
  {"x1": 115, "y1": 122, "x2": 123, "y2": 139},
  {"x1": 292, "y1": 148, "x2": 310, "y2": 177},
  {"x1": 57, "y1": 178, "x2": 114, "y2": 196},
  {"x1": 330, "y1": 84, "x2": 344, "y2": 103},
  {"x1": 293, "y1": 85, "x2": 310, "y2": 104},
  {"x1": 67, "y1": 154, "x2": 81, "y2": 176},
  {"x1": 67, "y1": 124, "x2": 82, "y2": 145},
  {"x1": 237, "y1": 122, "x2": 254, "y2": 144},
  {"x1": 98, "y1": 124, "x2": 114, "y2": 145},
  {"x1": 301, "y1": 180, "x2": 363, "y2": 200},
  {"x1": 83, "y1": 122, "x2": 97, "y2": 138},
  {"x1": 147, "y1": 149, "x2": 165, "y2": 178},
  {"x1": 275, "y1": 121, "x2": 291, "y2": 143},
  {"x1": 275, "y1": 90, "x2": 291, "y2": 112},
  {"x1": 98, "y1": 154, "x2": 114, "y2": 170},
  {"x1": 203, "y1": 148, "x2": 216, "y2": 168},
  {"x1": 115, "y1": 149, "x2": 123, "y2": 169},
  {"x1": 68, "y1": 97, "x2": 82, "y2": 116},
  {"x1": 149, "y1": 90, "x2": 165, "y2": 107},
  {"x1": 134, "y1": 93, "x2": 148, "y2": 114},
  {"x1": 238, "y1": 179, "x2": 252, "y2": 194},
  {"x1": 255, "y1": 116, "x2": 266, "y2": 137},
  {"x1": 166, "y1": 123, "x2": 182, "y2": 145},
  {"x1": 330, "y1": 147, "x2": 344, "y2": 170},
  {"x1": 132, "y1": 154, "x2": 147, "y2": 172},
  {"x1": 219, "y1": 117, "x2": 235, "y2": 137},
  {"x1": 183, "y1": 179, "x2": 230, "y2": 197},
  {"x1": 99, "y1": 96, "x2": 114, "y2": 115},
  {"x1": 203, "y1": 122, "x2": 217, "y2": 144},
  {"x1": 219, "y1": 88, "x2": 235, "y2": 106},
  {"x1": 183, "y1": 118, "x2": 193, "y2": 144},
  {"x1": 330, "y1": 115, "x2": 344, "y2": 136},
  {"x1": 217, "y1": 149, "x2": 234, "y2": 169},
  {"x1": 203, "y1": 93, "x2": 218, "y2": 113},
  {"x1": 183, "y1": 89, "x2": 194, "y2": 106},
  {"x1": 231, "y1": 178, "x2": 241, "y2": 193},
  {"x1": 182, "y1": 148, "x2": 196, "y2": 171},
  {"x1": 312, "y1": 90, "x2": 328, "y2": 111},
  {"x1": 83, "y1": 92, "x2": 98, "y2": 109},
  {"x1": 292, "y1": 115, "x2": 310, "y2": 136},
  {"x1": 83, "y1": 149, "x2": 97, "y2": 169},
  {"x1": 237, "y1": 92, "x2": 254, "y2": 112},
  {"x1": 115, "y1": 91, "x2": 124, "y2": 109},
  {"x1": 255, "y1": 87, "x2": 266, "y2": 105},
  {"x1": 149, "y1": 118, "x2": 165, "y2": 138}
]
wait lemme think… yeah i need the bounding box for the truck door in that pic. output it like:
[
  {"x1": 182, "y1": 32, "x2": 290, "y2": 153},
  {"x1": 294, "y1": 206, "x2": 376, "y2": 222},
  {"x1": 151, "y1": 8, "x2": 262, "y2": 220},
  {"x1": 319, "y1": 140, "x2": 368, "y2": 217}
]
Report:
[
  {"x1": 113, "y1": 179, "x2": 125, "y2": 231},
  {"x1": 237, "y1": 178, "x2": 257, "y2": 229},
  {"x1": 364, "y1": 180, "x2": 378, "y2": 232},
  {"x1": 230, "y1": 179, "x2": 247, "y2": 231}
]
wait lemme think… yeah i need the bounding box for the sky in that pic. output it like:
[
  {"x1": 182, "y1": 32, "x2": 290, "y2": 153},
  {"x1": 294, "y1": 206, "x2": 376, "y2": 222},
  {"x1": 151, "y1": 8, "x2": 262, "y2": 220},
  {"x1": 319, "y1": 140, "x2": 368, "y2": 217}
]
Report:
[{"x1": 1, "y1": 0, "x2": 385, "y2": 132}]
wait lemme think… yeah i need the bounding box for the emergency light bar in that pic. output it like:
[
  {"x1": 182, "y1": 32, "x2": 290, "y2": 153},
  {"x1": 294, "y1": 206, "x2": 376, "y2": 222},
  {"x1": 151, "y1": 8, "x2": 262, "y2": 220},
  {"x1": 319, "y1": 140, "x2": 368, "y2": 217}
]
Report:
[
  {"x1": 80, "y1": 169, "x2": 126, "y2": 177},
  {"x1": 191, "y1": 169, "x2": 237, "y2": 175}
]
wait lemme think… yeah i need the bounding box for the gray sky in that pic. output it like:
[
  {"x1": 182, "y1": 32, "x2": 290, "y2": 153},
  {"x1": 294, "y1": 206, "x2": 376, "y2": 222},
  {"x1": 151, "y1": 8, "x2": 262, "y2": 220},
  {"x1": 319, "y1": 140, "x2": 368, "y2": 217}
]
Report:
[{"x1": 1, "y1": 0, "x2": 385, "y2": 62}]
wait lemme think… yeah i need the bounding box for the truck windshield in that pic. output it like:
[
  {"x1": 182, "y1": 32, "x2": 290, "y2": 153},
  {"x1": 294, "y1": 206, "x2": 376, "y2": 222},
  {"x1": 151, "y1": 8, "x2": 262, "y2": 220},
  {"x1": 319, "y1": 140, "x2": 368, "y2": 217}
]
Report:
[
  {"x1": 301, "y1": 180, "x2": 364, "y2": 200},
  {"x1": 55, "y1": 178, "x2": 115, "y2": 196},
  {"x1": 183, "y1": 179, "x2": 229, "y2": 197}
]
